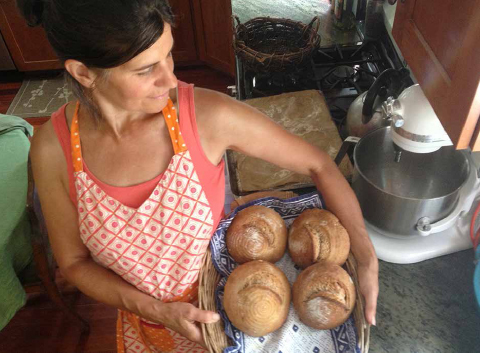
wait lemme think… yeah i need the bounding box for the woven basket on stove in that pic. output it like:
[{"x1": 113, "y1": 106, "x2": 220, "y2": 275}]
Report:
[
  {"x1": 232, "y1": 16, "x2": 321, "y2": 73},
  {"x1": 198, "y1": 192, "x2": 370, "y2": 353}
]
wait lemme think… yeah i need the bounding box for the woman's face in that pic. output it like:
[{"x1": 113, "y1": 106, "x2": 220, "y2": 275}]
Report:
[{"x1": 95, "y1": 23, "x2": 178, "y2": 114}]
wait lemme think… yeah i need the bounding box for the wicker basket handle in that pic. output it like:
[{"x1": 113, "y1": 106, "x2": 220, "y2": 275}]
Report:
[
  {"x1": 302, "y1": 16, "x2": 321, "y2": 39},
  {"x1": 232, "y1": 15, "x2": 241, "y2": 27},
  {"x1": 232, "y1": 15, "x2": 247, "y2": 40},
  {"x1": 308, "y1": 16, "x2": 321, "y2": 30}
]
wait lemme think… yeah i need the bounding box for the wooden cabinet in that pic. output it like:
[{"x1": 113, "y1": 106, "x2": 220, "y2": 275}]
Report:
[
  {"x1": 0, "y1": 0, "x2": 61, "y2": 71},
  {"x1": 192, "y1": 0, "x2": 235, "y2": 76},
  {"x1": 0, "y1": 31, "x2": 15, "y2": 70},
  {"x1": 0, "y1": 0, "x2": 235, "y2": 76},
  {"x1": 392, "y1": 0, "x2": 480, "y2": 150},
  {"x1": 170, "y1": 0, "x2": 200, "y2": 64}
]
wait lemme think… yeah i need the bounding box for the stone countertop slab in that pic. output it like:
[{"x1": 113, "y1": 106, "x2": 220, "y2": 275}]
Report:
[
  {"x1": 371, "y1": 249, "x2": 480, "y2": 353},
  {"x1": 227, "y1": 90, "x2": 353, "y2": 194}
]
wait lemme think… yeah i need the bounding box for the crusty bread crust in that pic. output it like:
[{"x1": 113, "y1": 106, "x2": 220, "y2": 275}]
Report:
[
  {"x1": 292, "y1": 262, "x2": 355, "y2": 330},
  {"x1": 223, "y1": 260, "x2": 291, "y2": 337},
  {"x1": 226, "y1": 206, "x2": 287, "y2": 263},
  {"x1": 288, "y1": 208, "x2": 350, "y2": 268}
]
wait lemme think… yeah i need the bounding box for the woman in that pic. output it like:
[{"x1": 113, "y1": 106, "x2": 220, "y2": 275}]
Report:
[{"x1": 21, "y1": 0, "x2": 378, "y2": 351}]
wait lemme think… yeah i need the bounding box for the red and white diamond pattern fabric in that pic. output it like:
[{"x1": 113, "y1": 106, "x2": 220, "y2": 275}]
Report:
[
  {"x1": 76, "y1": 150, "x2": 214, "y2": 301},
  {"x1": 70, "y1": 99, "x2": 212, "y2": 352}
]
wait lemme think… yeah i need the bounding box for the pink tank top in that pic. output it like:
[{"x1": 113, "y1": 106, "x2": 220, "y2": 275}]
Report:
[
  {"x1": 51, "y1": 81, "x2": 225, "y2": 228},
  {"x1": 51, "y1": 81, "x2": 225, "y2": 300}
]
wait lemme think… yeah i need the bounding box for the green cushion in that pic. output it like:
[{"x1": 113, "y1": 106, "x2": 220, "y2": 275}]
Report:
[{"x1": 0, "y1": 115, "x2": 34, "y2": 330}]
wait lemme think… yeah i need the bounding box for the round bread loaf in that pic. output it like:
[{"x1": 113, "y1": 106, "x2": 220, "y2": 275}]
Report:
[
  {"x1": 223, "y1": 260, "x2": 291, "y2": 337},
  {"x1": 226, "y1": 205, "x2": 287, "y2": 263},
  {"x1": 288, "y1": 208, "x2": 350, "y2": 268},
  {"x1": 293, "y1": 262, "x2": 356, "y2": 330}
]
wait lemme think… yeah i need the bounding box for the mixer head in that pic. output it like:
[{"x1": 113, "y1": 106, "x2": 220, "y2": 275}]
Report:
[{"x1": 382, "y1": 84, "x2": 452, "y2": 155}]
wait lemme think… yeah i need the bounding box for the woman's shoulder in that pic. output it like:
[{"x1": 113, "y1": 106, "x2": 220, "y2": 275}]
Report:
[
  {"x1": 188, "y1": 87, "x2": 237, "y2": 164},
  {"x1": 193, "y1": 86, "x2": 229, "y2": 104},
  {"x1": 193, "y1": 87, "x2": 234, "y2": 124},
  {"x1": 30, "y1": 104, "x2": 72, "y2": 179},
  {"x1": 30, "y1": 118, "x2": 58, "y2": 160}
]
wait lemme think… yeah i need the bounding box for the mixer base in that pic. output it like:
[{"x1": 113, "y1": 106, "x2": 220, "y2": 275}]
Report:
[{"x1": 365, "y1": 215, "x2": 473, "y2": 264}]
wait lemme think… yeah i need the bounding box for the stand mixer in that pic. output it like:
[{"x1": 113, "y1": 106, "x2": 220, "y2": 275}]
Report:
[{"x1": 351, "y1": 84, "x2": 480, "y2": 264}]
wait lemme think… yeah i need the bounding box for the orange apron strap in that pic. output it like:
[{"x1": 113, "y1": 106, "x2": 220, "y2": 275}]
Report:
[
  {"x1": 162, "y1": 98, "x2": 187, "y2": 155},
  {"x1": 70, "y1": 101, "x2": 83, "y2": 173},
  {"x1": 116, "y1": 310, "x2": 126, "y2": 353}
]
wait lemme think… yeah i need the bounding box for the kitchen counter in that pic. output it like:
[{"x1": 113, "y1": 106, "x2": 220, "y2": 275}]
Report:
[
  {"x1": 372, "y1": 250, "x2": 480, "y2": 353},
  {"x1": 231, "y1": 0, "x2": 362, "y2": 48}
]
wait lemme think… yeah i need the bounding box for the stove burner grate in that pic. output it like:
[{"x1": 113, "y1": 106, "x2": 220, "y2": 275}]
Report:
[{"x1": 321, "y1": 65, "x2": 361, "y2": 90}]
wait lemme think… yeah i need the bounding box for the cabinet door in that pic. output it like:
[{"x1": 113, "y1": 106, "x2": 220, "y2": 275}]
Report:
[
  {"x1": 392, "y1": 0, "x2": 480, "y2": 150},
  {"x1": 0, "y1": 0, "x2": 198, "y2": 70},
  {"x1": 0, "y1": 31, "x2": 15, "y2": 70},
  {"x1": 170, "y1": 0, "x2": 199, "y2": 63},
  {"x1": 192, "y1": 0, "x2": 235, "y2": 77},
  {"x1": 0, "y1": 0, "x2": 61, "y2": 71}
]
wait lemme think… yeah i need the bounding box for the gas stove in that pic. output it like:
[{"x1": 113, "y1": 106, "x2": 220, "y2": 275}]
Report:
[{"x1": 235, "y1": 37, "x2": 406, "y2": 137}]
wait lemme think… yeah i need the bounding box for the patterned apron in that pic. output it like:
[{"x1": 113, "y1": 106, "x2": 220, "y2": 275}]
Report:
[{"x1": 70, "y1": 99, "x2": 212, "y2": 352}]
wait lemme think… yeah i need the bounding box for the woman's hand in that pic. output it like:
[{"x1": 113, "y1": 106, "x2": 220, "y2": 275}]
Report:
[
  {"x1": 142, "y1": 300, "x2": 220, "y2": 347},
  {"x1": 356, "y1": 259, "x2": 379, "y2": 326}
]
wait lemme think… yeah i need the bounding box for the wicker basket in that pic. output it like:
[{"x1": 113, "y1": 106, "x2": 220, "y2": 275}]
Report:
[
  {"x1": 199, "y1": 193, "x2": 370, "y2": 353},
  {"x1": 232, "y1": 16, "x2": 321, "y2": 73},
  {"x1": 199, "y1": 249, "x2": 369, "y2": 353}
]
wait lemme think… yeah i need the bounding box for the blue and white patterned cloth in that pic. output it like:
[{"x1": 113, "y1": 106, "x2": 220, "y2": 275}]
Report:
[{"x1": 210, "y1": 192, "x2": 361, "y2": 353}]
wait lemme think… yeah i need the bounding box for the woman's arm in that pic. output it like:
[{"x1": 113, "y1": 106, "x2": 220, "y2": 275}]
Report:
[
  {"x1": 199, "y1": 90, "x2": 379, "y2": 325},
  {"x1": 30, "y1": 122, "x2": 219, "y2": 344},
  {"x1": 309, "y1": 157, "x2": 378, "y2": 326}
]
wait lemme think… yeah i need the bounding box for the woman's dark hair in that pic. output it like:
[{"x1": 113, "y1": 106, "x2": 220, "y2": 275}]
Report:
[{"x1": 16, "y1": 0, "x2": 175, "y2": 120}]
